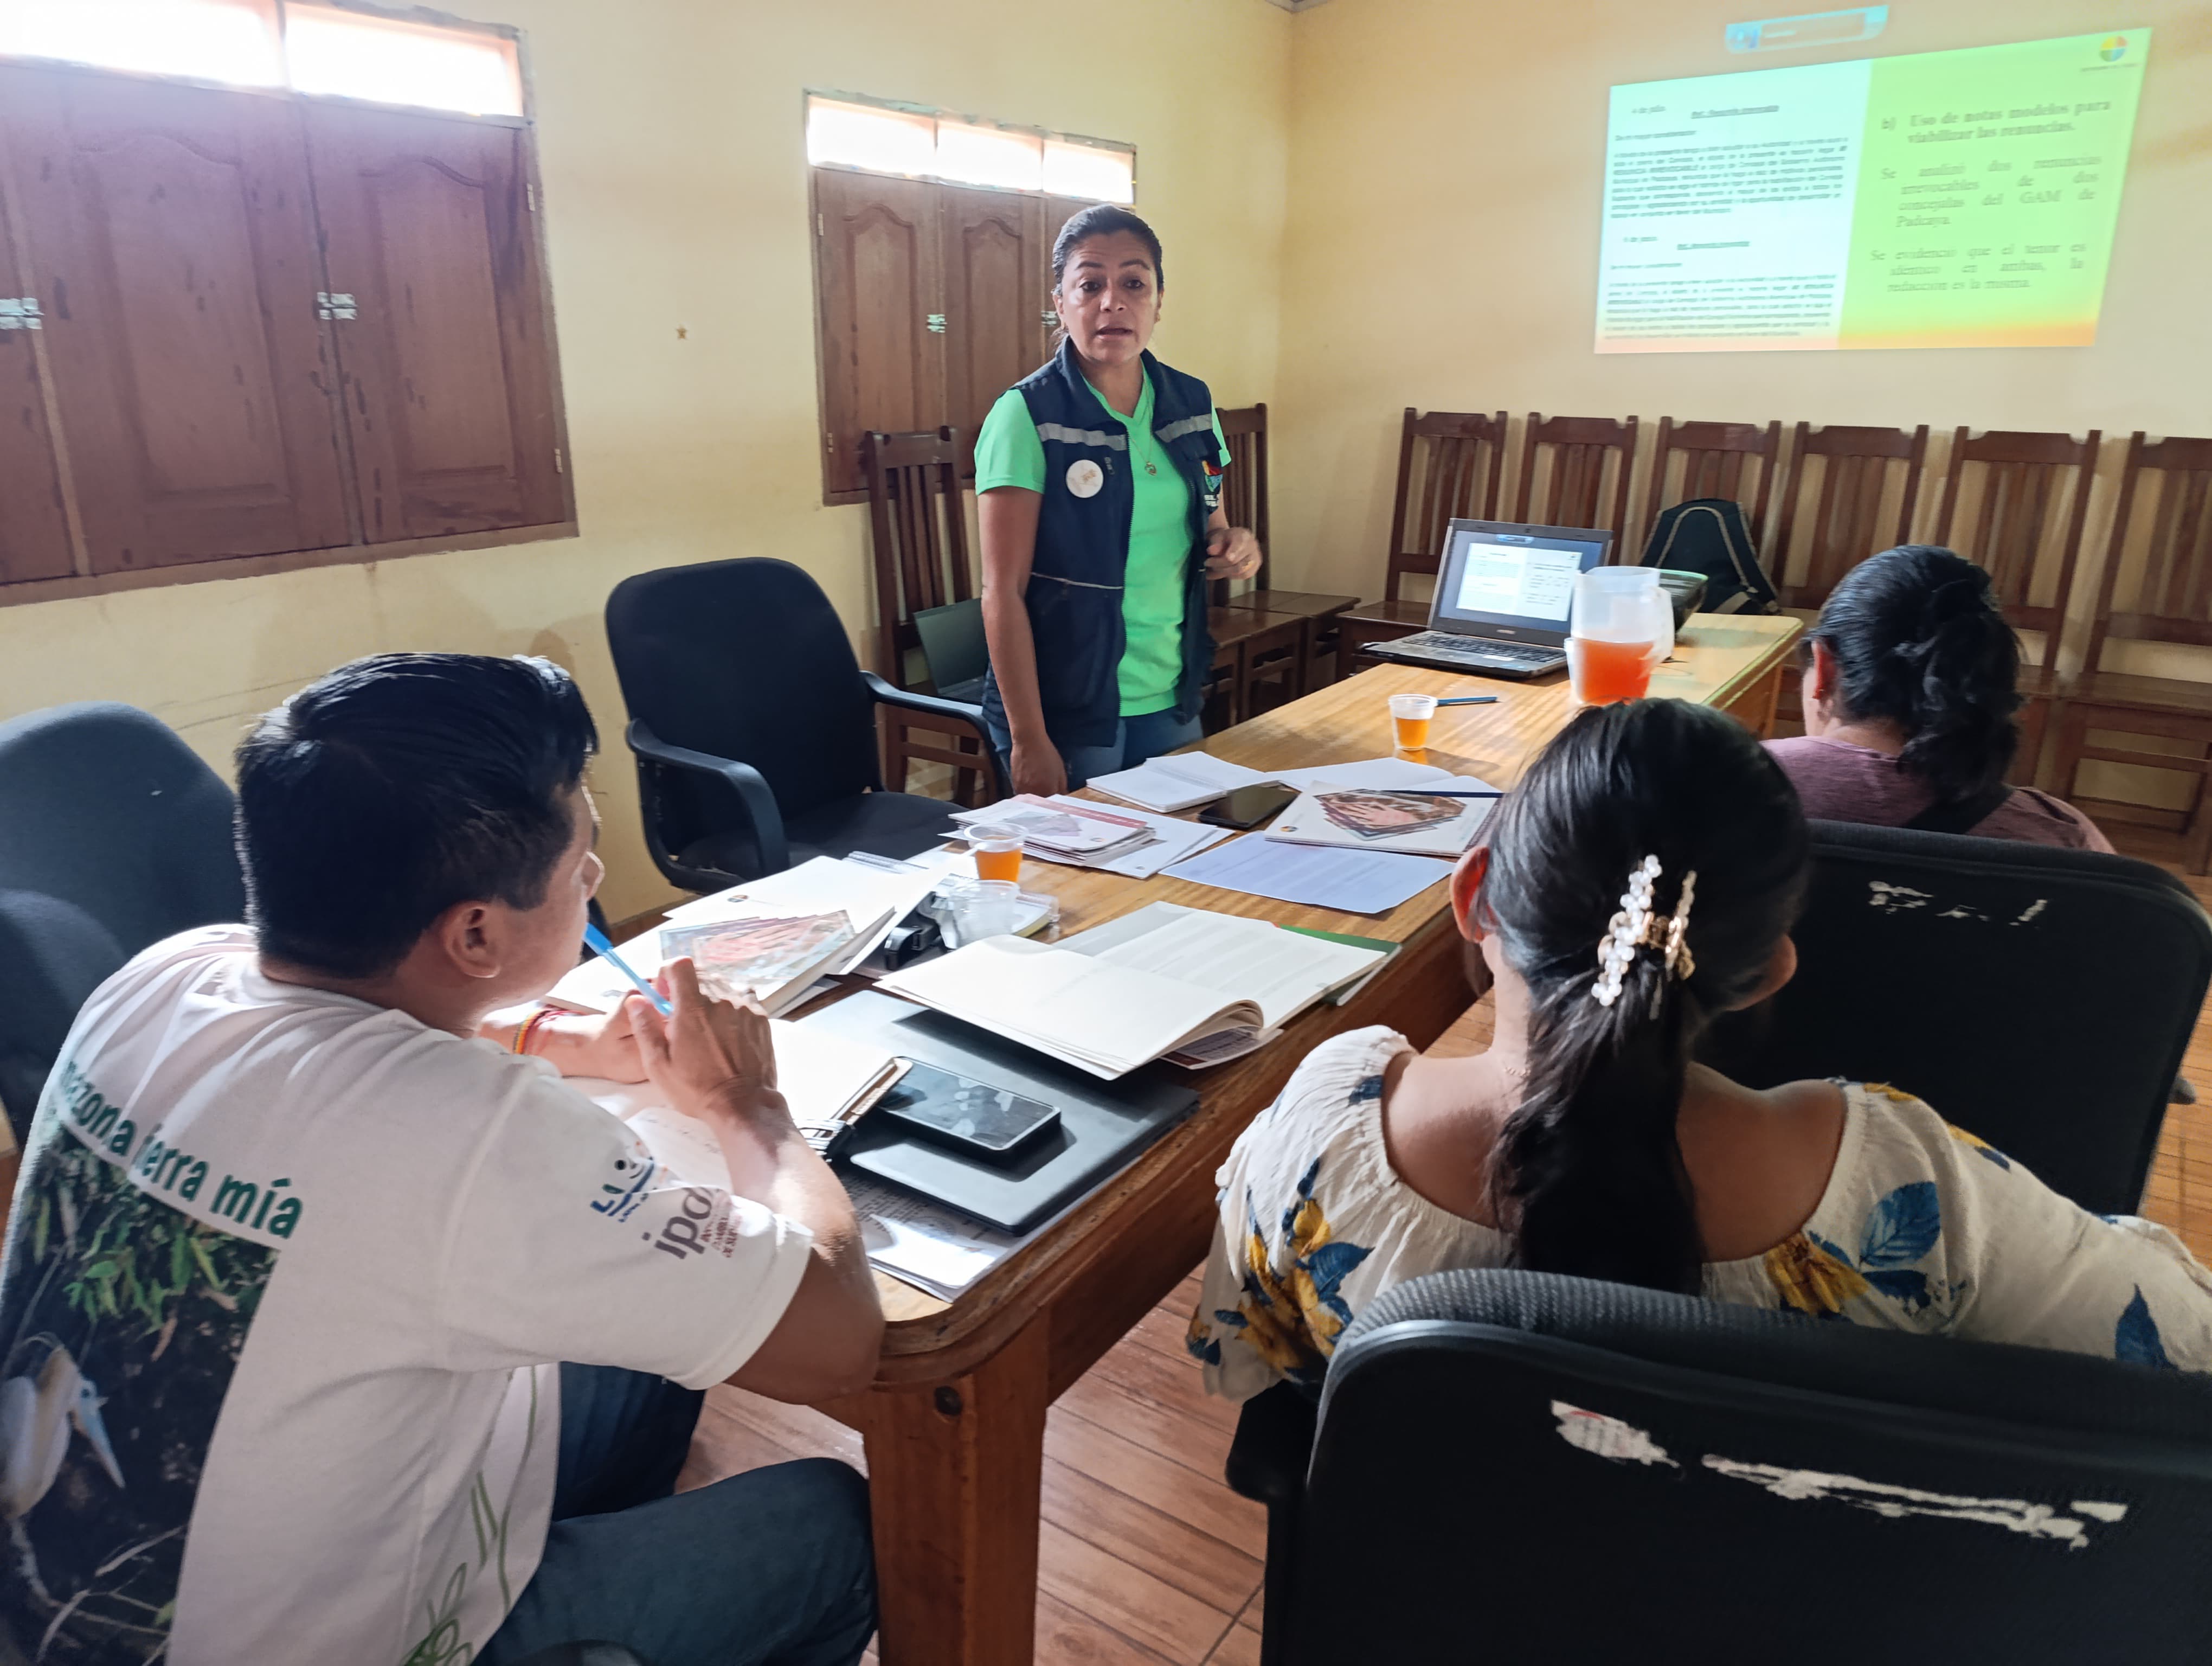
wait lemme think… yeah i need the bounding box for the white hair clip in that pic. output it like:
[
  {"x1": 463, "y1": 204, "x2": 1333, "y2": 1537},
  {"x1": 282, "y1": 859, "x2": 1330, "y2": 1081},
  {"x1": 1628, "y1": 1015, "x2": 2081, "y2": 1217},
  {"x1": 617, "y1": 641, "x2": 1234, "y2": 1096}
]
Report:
[{"x1": 1592, "y1": 855, "x2": 1699, "y2": 1011}]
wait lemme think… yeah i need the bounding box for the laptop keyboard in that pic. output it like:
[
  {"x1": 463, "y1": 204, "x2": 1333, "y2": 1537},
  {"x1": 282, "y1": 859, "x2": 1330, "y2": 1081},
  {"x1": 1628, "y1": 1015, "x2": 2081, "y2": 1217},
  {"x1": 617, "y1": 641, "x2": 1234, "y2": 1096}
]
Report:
[{"x1": 1382, "y1": 632, "x2": 1564, "y2": 669}]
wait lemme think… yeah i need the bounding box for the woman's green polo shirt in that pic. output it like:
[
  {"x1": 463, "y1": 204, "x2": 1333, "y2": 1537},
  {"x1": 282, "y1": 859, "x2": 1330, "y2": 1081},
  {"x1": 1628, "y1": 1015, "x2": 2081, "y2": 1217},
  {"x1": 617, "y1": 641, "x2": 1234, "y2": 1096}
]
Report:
[{"x1": 976, "y1": 377, "x2": 1227, "y2": 719}]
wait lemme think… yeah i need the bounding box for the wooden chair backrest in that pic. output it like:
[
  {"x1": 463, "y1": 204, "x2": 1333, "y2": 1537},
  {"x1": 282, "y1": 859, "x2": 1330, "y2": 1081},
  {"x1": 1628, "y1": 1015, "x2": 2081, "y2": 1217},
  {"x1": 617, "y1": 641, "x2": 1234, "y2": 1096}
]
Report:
[
  {"x1": 863, "y1": 426, "x2": 973, "y2": 686},
  {"x1": 1384, "y1": 408, "x2": 1509, "y2": 604},
  {"x1": 1216, "y1": 403, "x2": 1270, "y2": 603},
  {"x1": 2083, "y1": 431, "x2": 2212, "y2": 669},
  {"x1": 1642, "y1": 418, "x2": 1783, "y2": 552},
  {"x1": 1933, "y1": 427, "x2": 2103, "y2": 642},
  {"x1": 1771, "y1": 423, "x2": 1930, "y2": 609},
  {"x1": 1515, "y1": 413, "x2": 1637, "y2": 549}
]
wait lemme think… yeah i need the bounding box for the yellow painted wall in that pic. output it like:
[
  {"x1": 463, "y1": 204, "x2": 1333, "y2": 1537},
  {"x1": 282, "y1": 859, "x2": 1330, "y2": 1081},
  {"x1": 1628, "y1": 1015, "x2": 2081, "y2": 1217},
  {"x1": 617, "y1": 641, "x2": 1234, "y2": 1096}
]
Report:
[
  {"x1": 1270, "y1": 0, "x2": 2211, "y2": 601},
  {"x1": 5, "y1": 0, "x2": 2205, "y2": 900},
  {"x1": 0, "y1": 0, "x2": 1292, "y2": 920}
]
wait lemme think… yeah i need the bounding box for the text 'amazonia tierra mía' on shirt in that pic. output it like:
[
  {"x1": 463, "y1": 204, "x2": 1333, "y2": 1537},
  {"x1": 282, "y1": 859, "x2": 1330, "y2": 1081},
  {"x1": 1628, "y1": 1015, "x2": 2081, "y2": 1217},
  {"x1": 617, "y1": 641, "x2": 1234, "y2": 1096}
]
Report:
[{"x1": 51, "y1": 1056, "x2": 306, "y2": 1240}]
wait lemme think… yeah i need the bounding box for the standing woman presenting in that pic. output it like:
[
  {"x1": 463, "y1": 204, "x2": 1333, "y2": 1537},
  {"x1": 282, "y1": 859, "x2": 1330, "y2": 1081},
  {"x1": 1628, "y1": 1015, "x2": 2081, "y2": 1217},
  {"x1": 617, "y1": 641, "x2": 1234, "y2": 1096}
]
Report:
[{"x1": 976, "y1": 206, "x2": 1262, "y2": 794}]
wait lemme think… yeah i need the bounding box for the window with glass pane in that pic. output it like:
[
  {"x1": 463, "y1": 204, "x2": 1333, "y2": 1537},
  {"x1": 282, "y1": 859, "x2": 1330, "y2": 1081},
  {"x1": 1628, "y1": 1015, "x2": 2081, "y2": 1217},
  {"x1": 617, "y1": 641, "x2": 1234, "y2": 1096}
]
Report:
[
  {"x1": 284, "y1": 4, "x2": 523, "y2": 117},
  {"x1": 0, "y1": 0, "x2": 285, "y2": 87}
]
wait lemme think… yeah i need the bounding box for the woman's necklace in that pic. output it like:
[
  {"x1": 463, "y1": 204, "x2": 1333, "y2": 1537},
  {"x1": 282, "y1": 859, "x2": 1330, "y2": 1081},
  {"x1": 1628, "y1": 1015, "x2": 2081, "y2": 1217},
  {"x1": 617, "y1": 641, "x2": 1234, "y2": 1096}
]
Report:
[{"x1": 1137, "y1": 427, "x2": 1159, "y2": 477}]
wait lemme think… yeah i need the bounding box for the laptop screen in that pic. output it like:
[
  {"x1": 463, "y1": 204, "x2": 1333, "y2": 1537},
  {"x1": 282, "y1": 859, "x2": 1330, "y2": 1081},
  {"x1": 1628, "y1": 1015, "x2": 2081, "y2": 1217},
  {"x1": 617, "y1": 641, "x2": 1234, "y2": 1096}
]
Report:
[{"x1": 1431, "y1": 521, "x2": 1613, "y2": 644}]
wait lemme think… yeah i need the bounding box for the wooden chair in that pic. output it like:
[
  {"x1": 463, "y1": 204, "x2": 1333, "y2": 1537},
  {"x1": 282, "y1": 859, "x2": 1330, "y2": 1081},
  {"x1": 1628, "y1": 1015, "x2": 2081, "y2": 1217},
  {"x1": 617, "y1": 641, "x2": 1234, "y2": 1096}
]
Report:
[
  {"x1": 1341, "y1": 408, "x2": 1510, "y2": 663},
  {"x1": 2054, "y1": 432, "x2": 2212, "y2": 869},
  {"x1": 1212, "y1": 403, "x2": 1356, "y2": 691},
  {"x1": 1515, "y1": 412, "x2": 1638, "y2": 546},
  {"x1": 1933, "y1": 427, "x2": 2104, "y2": 786},
  {"x1": 1770, "y1": 423, "x2": 1930, "y2": 610},
  {"x1": 1639, "y1": 418, "x2": 1784, "y2": 555},
  {"x1": 862, "y1": 427, "x2": 998, "y2": 806}
]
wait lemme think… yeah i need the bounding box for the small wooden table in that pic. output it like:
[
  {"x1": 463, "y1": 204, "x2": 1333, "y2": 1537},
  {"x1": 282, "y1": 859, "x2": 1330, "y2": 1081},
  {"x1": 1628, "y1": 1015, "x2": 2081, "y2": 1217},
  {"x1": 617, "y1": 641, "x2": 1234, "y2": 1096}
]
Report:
[{"x1": 825, "y1": 614, "x2": 1803, "y2": 1665}]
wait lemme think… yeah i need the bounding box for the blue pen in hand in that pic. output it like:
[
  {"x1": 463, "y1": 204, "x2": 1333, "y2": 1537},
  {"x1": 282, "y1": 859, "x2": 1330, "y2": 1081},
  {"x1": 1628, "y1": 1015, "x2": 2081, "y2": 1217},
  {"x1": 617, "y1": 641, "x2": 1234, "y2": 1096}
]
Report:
[{"x1": 583, "y1": 922, "x2": 673, "y2": 1015}]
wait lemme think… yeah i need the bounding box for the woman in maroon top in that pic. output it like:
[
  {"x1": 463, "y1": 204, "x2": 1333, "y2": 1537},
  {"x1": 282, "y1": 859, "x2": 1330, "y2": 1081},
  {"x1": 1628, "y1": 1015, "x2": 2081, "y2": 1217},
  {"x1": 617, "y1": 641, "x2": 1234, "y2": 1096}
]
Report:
[{"x1": 1766, "y1": 544, "x2": 2112, "y2": 850}]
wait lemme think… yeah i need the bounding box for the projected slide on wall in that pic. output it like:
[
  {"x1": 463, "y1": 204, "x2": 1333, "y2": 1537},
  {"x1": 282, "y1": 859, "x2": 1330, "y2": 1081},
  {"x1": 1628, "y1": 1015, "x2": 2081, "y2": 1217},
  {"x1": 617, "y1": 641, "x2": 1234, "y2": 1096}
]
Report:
[{"x1": 1595, "y1": 30, "x2": 2148, "y2": 353}]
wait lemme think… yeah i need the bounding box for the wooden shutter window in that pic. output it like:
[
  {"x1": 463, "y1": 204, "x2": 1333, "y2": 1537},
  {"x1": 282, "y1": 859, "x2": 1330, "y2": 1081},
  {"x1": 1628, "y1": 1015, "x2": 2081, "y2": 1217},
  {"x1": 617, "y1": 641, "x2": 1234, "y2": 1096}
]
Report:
[
  {"x1": 942, "y1": 187, "x2": 1046, "y2": 465},
  {"x1": 0, "y1": 67, "x2": 350, "y2": 575},
  {"x1": 305, "y1": 103, "x2": 565, "y2": 543},
  {"x1": 814, "y1": 169, "x2": 945, "y2": 499}
]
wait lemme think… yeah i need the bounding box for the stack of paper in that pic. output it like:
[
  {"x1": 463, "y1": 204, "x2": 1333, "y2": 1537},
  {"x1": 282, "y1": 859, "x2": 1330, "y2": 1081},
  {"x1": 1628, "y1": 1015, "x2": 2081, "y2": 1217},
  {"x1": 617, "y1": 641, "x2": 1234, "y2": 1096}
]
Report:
[
  {"x1": 1087, "y1": 750, "x2": 1273, "y2": 813},
  {"x1": 877, "y1": 903, "x2": 1387, "y2": 1079},
  {"x1": 1269, "y1": 756, "x2": 1463, "y2": 792},
  {"x1": 548, "y1": 853, "x2": 958, "y2": 1016},
  {"x1": 845, "y1": 1176, "x2": 1035, "y2": 1300},
  {"x1": 1043, "y1": 796, "x2": 1231, "y2": 879},
  {"x1": 951, "y1": 795, "x2": 1156, "y2": 868},
  {"x1": 1267, "y1": 776, "x2": 1497, "y2": 858},
  {"x1": 1161, "y1": 835, "x2": 1455, "y2": 915}
]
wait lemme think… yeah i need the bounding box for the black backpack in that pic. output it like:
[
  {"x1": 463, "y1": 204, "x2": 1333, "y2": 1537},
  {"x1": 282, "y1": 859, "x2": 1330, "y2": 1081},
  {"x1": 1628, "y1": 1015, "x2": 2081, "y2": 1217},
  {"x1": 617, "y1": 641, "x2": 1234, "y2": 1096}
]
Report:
[{"x1": 1639, "y1": 497, "x2": 1780, "y2": 615}]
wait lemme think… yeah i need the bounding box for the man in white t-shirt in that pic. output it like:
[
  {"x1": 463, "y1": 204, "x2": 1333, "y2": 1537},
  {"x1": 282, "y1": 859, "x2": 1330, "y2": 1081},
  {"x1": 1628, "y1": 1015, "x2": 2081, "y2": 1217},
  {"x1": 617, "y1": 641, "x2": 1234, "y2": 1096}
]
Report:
[{"x1": 0, "y1": 653, "x2": 883, "y2": 1665}]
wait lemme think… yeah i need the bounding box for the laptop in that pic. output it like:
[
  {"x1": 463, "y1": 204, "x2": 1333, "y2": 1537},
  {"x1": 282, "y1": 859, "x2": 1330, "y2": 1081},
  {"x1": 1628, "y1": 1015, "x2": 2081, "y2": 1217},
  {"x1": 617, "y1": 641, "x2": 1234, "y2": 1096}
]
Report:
[
  {"x1": 1362, "y1": 519, "x2": 1613, "y2": 679},
  {"x1": 912, "y1": 597, "x2": 988, "y2": 704}
]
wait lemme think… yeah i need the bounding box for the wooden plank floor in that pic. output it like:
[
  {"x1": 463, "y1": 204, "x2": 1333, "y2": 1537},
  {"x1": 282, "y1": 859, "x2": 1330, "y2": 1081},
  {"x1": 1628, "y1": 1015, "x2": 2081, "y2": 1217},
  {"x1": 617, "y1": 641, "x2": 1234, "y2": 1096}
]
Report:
[{"x1": 677, "y1": 818, "x2": 2212, "y2": 1665}]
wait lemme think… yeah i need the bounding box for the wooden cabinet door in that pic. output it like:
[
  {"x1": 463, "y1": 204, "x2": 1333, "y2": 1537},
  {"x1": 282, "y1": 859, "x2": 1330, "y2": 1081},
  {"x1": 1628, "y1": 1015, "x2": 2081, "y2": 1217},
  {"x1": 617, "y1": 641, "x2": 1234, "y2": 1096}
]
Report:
[
  {"x1": 942, "y1": 187, "x2": 1045, "y2": 459},
  {"x1": 814, "y1": 169, "x2": 943, "y2": 497},
  {"x1": 305, "y1": 105, "x2": 566, "y2": 543},
  {"x1": 0, "y1": 68, "x2": 349, "y2": 574},
  {"x1": 0, "y1": 117, "x2": 75, "y2": 586}
]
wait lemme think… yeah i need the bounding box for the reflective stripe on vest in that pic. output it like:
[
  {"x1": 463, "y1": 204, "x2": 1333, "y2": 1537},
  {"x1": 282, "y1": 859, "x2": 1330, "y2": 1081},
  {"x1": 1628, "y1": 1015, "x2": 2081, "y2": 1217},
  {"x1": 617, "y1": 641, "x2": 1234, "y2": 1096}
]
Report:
[
  {"x1": 1154, "y1": 413, "x2": 1214, "y2": 445},
  {"x1": 1034, "y1": 422, "x2": 1128, "y2": 451}
]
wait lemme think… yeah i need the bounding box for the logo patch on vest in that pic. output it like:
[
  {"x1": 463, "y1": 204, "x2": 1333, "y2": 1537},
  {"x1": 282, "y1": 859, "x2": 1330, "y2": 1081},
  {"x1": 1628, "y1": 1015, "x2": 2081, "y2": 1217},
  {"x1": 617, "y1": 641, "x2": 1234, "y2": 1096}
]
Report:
[
  {"x1": 1201, "y1": 458, "x2": 1224, "y2": 513},
  {"x1": 1065, "y1": 459, "x2": 1104, "y2": 499}
]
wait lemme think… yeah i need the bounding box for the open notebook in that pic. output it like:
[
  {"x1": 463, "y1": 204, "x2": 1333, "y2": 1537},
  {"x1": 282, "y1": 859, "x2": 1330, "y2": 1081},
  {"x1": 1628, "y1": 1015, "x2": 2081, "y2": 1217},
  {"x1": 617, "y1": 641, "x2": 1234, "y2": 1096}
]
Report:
[{"x1": 875, "y1": 903, "x2": 1388, "y2": 1079}]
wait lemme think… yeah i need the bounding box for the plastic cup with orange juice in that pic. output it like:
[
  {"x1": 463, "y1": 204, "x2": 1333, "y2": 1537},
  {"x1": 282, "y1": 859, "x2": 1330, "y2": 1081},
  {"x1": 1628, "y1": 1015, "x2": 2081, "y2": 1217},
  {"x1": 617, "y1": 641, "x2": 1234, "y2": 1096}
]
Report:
[
  {"x1": 1389, "y1": 693, "x2": 1437, "y2": 751},
  {"x1": 964, "y1": 823, "x2": 1025, "y2": 883}
]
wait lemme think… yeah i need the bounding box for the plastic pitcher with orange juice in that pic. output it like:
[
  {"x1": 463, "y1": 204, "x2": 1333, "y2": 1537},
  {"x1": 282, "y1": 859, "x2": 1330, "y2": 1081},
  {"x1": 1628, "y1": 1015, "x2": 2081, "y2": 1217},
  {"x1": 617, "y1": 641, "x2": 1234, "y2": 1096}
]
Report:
[{"x1": 1567, "y1": 568, "x2": 1673, "y2": 706}]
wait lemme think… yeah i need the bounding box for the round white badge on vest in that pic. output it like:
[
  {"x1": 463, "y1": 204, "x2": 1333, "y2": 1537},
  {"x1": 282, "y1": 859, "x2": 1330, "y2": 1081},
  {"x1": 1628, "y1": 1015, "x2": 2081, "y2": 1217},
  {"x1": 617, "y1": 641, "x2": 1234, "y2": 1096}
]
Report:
[{"x1": 1065, "y1": 459, "x2": 1104, "y2": 499}]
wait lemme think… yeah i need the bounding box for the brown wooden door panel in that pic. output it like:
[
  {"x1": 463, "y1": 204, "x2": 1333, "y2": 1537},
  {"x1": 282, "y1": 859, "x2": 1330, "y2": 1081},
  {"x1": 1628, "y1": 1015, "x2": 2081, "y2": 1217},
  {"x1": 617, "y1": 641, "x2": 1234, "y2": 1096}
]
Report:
[
  {"x1": 306, "y1": 105, "x2": 564, "y2": 542},
  {"x1": 0, "y1": 117, "x2": 75, "y2": 587},
  {"x1": 815, "y1": 170, "x2": 944, "y2": 497},
  {"x1": 1043, "y1": 195, "x2": 1098, "y2": 363},
  {"x1": 943, "y1": 188, "x2": 1045, "y2": 451},
  {"x1": 0, "y1": 68, "x2": 349, "y2": 574}
]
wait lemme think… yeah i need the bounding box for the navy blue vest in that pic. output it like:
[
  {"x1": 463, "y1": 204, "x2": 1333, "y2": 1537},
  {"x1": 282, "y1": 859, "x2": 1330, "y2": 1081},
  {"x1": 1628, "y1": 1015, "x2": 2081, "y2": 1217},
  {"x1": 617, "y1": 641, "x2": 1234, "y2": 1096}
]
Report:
[{"x1": 981, "y1": 341, "x2": 1223, "y2": 754}]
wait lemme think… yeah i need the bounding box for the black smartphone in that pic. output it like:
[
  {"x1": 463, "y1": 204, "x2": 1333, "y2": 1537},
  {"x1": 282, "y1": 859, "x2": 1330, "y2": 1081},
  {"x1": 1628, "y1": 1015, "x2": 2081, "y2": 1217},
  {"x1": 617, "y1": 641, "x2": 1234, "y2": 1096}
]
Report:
[
  {"x1": 874, "y1": 1063, "x2": 1061, "y2": 1157},
  {"x1": 1199, "y1": 782, "x2": 1298, "y2": 829}
]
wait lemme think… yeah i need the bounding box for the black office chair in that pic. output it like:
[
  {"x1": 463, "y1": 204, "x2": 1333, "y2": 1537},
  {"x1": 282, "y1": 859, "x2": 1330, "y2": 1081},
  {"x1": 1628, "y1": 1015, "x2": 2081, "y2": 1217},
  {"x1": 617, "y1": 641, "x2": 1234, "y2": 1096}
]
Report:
[
  {"x1": 1227, "y1": 1268, "x2": 2212, "y2": 1666},
  {"x1": 0, "y1": 703, "x2": 247, "y2": 1144},
  {"x1": 1705, "y1": 820, "x2": 2212, "y2": 1217},
  {"x1": 606, "y1": 558, "x2": 1007, "y2": 891}
]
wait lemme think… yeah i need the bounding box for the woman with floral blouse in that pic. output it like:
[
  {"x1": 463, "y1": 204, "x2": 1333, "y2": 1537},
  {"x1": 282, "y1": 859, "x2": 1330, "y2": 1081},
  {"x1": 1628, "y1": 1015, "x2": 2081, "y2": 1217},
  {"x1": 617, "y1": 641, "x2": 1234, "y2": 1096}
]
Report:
[{"x1": 1191, "y1": 698, "x2": 2212, "y2": 1400}]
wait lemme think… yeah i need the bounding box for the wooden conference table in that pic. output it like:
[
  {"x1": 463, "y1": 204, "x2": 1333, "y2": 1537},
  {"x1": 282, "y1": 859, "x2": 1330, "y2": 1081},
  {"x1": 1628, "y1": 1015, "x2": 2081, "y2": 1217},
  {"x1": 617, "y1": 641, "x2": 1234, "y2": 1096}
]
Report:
[{"x1": 820, "y1": 614, "x2": 1803, "y2": 1666}]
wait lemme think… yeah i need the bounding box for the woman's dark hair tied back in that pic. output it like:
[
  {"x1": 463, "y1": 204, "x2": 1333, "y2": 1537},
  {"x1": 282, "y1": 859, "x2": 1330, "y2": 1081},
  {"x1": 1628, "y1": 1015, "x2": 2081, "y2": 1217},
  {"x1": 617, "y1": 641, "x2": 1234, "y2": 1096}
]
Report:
[
  {"x1": 1478, "y1": 700, "x2": 1809, "y2": 1296},
  {"x1": 1809, "y1": 544, "x2": 2021, "y2": 804}
]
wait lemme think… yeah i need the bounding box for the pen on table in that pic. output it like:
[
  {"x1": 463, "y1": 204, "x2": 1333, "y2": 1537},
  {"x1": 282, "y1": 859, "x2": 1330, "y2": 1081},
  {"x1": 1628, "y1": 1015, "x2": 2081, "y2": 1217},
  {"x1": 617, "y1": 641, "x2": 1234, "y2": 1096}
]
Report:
[
  {"x1": 1436, "y1": 696, "x2": 1499, "y2": 706},
  {"x1": 583, "y1": 922, "x2": 673, "y2": 1015},
  {"x1": 1424, "y1": 790, "x2": 1507, "y2": 798}
]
